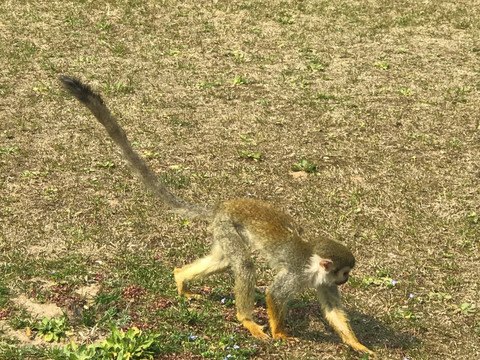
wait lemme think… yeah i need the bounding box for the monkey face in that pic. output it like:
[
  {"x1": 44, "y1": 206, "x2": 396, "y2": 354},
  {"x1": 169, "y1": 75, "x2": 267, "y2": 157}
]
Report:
[
  {"x1": 306, "y1": 255, "x2": 349, "y2": 287},
  {"x1": 334, "y1": 266, "x2": 351, "y2": 285}
]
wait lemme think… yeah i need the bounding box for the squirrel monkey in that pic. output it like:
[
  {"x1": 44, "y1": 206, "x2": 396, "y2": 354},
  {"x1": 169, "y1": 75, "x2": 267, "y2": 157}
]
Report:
[{"x1": 60, "y1": 76, "x2": 374, "y2": 356}]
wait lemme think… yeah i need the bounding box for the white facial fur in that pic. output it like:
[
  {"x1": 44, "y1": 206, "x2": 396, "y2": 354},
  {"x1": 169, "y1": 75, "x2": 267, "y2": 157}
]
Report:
[
  {"x1": 305, "y1": 254, "x2": 352, "y2": 287},
  {"x1": 305, "y1": 254, "x2": 333, "y2": 287}
]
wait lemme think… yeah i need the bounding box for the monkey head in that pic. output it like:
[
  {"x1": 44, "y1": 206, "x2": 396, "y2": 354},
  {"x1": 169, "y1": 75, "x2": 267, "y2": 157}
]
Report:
[{"x1": 306, "y1": 239, "x2": 355, "y2": 287}]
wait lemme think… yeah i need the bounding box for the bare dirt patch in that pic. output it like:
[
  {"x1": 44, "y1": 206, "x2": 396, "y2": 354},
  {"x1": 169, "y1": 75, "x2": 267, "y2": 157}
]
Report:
[
  {"x1": 0, "y1": 321, "x2": 45, "y2": 347},
  {"x1": 14, "y1": 295, "x2": 63, "y2": 320}
]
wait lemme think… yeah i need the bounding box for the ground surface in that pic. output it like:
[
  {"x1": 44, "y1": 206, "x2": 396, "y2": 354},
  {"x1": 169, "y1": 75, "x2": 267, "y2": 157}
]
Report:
[{"x1": 0, "y1": 0, "x2": 479, "y2": 359}]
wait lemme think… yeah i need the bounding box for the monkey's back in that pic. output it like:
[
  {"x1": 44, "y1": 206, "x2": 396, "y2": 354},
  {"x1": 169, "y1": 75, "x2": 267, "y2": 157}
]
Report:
[
  {"x1": 220, "y1": 198, "x2": 294, "y2": 237},
  {"x1": 218, "y1": 198, "x2": 312, "y2": 266}
]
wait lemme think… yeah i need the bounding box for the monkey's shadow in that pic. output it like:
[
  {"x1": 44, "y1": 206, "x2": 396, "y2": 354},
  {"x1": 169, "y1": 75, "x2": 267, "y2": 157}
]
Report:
[
  {"x1": 205, "y1": 290, "x2": 419, "y2": 351},
  {"x1": 286, "y1": 300, "x2": 419, "y2": 351}
]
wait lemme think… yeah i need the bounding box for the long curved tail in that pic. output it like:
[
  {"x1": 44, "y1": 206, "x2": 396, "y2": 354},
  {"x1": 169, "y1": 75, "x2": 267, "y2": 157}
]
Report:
[{"x1": 60, "y1": 75, "x2": 214, "y2": 220}]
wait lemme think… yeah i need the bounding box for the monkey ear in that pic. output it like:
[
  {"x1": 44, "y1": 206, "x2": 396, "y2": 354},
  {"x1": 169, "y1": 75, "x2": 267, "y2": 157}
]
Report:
[{"x1": 319, "y1": 259, "x2": 334, "y2": 272}]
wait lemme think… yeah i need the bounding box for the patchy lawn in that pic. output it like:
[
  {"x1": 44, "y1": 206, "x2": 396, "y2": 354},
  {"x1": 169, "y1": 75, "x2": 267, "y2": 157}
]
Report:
[{"x1": 0, "y1": 0, "x2": 479, "y2": 359}]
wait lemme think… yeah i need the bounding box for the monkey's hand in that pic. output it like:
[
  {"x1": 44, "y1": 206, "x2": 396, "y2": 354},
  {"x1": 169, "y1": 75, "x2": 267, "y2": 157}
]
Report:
[{"x1": 343, "y1": 340, "x2": 376, "y2": 358}]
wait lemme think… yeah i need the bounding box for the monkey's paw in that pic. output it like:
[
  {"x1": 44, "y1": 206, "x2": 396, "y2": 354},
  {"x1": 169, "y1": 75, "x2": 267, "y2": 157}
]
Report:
[
  {"x1": 352, "y1": 343, "x2": 376, "y2": 358},
  {"x1": 242, "y1": 320, "x2": 270, "y2": 340},
  {"x1": 272, "y1": 331, "x2": 299, "y2": 342},
  {"x1": 182, "y1": 292, "x2": 202, "y2": 300},
  {"x1": 251, "y1": 329, "x2": 270, "y2": 341}
]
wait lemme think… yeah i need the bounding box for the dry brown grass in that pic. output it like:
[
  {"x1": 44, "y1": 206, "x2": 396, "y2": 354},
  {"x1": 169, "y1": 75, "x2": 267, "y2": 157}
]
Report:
[{"x1": 1, "y1": 0, "x2": 479, "y2": 359}]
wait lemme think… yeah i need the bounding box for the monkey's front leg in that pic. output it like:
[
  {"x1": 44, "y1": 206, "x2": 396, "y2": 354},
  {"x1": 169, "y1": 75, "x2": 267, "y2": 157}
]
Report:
[
  {"x1": 232, "y1": 258, "x2": 270, "y2": 340},
  {"x1": 266, "y1": 272, "x2": 299, "y2": 341},
  {"x1": 317, "y1": 285, "x2": 375, "y2": 356},
  {"x1": 266, "y1": 291, "x2": 290, "y2": 340}
]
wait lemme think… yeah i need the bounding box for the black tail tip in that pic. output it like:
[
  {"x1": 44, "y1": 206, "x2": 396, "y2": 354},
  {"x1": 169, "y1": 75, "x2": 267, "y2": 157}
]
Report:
[
  {"x1": 59, "y1": 75, "x2": 83, "y2": 91},
  {"x1": 59, "y1": 75, "x2": 101, "y2": 104}
]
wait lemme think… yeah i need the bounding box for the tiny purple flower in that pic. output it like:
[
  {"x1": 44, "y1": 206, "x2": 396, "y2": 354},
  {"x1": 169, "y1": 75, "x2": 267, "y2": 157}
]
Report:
[{"x1": 188, "y1": 334, "x2": 197, "y2": 341}]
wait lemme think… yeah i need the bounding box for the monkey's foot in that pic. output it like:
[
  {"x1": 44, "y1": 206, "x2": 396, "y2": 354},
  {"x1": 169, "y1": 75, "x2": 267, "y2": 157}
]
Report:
[
  {"x1": 174, "y1": 268, "x2": 200, "y2": 298},
  {"x1": 242, "y1": 320, "x2": 270, "y2": 340},
  {"x1": 182, "y1": 292, "x2": 202, "y2": 300},
  {"x1": 272, "y1": 330, "x2": 299, "y2": 342}
]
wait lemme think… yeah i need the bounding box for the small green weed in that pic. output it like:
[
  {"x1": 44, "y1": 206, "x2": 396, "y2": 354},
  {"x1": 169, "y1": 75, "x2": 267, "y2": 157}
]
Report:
[
  {"x1": 95, "y1": 289, "x2": 122, "y2": 307},
  {"x1": 35, "y1": 316, "x2": 69, "y2": 342},
  {"x1": 96, "y1": 160, "x2": 115, "y2": 169},
  {"x1": 176, "y1": 298, "x2": 210, "y2": 325},
  {"x1": 239, "y1": 134, "x2": 255, "y2": 143},
  {"x1": 277, "y1": 11, "x2": 295, "y2": 25},
  {"x1": 445, "y1": 86, "x2": 470, "y2": 104},
  {"x1": 197, "y1": 80, "x2": 221, "y2": 88},
  {"x1": 360, "y1": 270, "x2": 396, "y2": 288},
  {"x1": 467, "y1": 211, "x2": 479, "y2": 224},
  {"x1": 0, "y1": 146, "x2": 19, "y2": 155},
  {"x1": 97, "y1": 19, "x2": 113, "y2": 32},
  {"x1": 398, "y1": 87, "x2": 413, "y2": 96},
  {"x1": 63, "y1": 324, "x2": 161, "y2": 360},
  {"x1": 374, "y1": 61, "x2": 390, "y2": 70},
  {"x1": 393, "y1": 307, "x2": 417, "y2": 320},
  {"x1": 457, "y1": 302, "x2": 476, "y2": 315},
  {"x1": 314, "y1": 92, "x2": 335, "y2": 101},
  {"x1": 447, "y1": 136, "x2": 463, "y2": 150},
  {"x1": 238, "y1": 150, "x2": 263, "y2": 161},
  {"x1": 7, "y1": 309, "x2": 35, "y2": 330},
  {"x1": 0, "y1": 341, "x2": 57, "y2": 360},
  {"x1": 0, "y1": 84, "x2": 11, "y2": 96},
  {"x1": 427, "y1": 292, "x2": 452, "y2": 302},
  {"x1": 111, "y1": 43, "x2": 127, "y2": 57},
  {"x1": 291, "y1": 159, "x2": 318, "y2": 173},
  {"x1": 103, "y1": 79, "x2": 133, "y2": 94},
  {"x1": 395, "y1": 12, "x2": 416, "y2": 26},
  {"x1": 65, "y1": 15, "x2": 83, "y2": 27},
  {"x1": 232, "y1": 76, "x2": 249, "y2": 85}
]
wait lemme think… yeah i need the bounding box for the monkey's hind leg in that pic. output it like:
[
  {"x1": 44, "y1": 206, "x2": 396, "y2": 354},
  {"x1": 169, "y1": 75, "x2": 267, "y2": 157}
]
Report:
[
  {"x1": 200, "y1": 217, "x2": 268, "y2": 340},
  {"x1": 174, "y1": 243, "x2": 229, "y2": 299}
]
